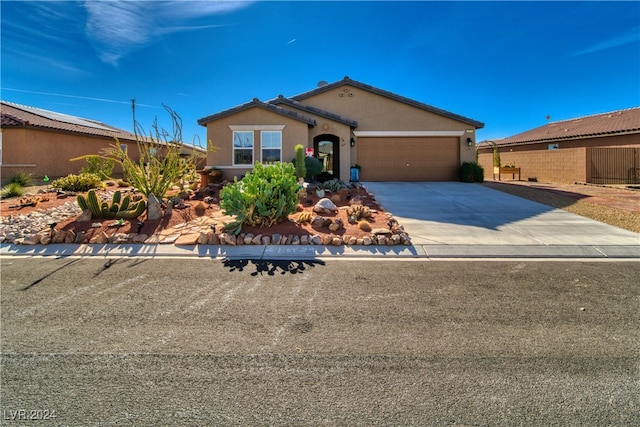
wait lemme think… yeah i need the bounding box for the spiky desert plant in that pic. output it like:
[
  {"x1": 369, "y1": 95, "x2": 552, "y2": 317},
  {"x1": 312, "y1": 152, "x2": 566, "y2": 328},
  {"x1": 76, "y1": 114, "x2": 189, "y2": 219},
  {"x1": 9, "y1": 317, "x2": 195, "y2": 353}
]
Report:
[
  {"x1": 294, "y1": 144, "x2": 307, "y2": 179},
  {"x1": 77, "y1": 190, "x2": 146, "y2": 219},
  {"x1": 97, "y1": 102, "x2": 205, "y2": 200},
  {"x1": 220, "y1": 162, "x2": 299, "y2": 234}
]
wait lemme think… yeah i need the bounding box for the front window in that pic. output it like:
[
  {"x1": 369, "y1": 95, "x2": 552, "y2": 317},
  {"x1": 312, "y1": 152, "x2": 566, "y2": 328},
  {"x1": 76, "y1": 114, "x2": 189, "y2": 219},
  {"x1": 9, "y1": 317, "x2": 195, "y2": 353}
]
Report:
[
  {"x1": 261, "y1": 131, "x2": 282, "y2": 164},
  {"x1": 233, "y1": 131, "x2": 253, "y2": 165}
]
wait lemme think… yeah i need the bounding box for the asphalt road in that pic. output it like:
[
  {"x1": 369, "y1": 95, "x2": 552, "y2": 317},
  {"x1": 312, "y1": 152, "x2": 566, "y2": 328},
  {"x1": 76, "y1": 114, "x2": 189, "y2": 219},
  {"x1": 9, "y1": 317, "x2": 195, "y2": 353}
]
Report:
[{"x1": 1, "y1": 257, "x2": 639, "y2": 426}]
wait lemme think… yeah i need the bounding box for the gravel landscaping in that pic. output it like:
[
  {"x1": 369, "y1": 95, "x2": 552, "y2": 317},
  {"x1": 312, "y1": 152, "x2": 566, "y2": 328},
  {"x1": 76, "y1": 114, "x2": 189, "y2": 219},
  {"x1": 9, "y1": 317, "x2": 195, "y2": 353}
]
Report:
[{"x1": 483, "y1": 182, "x2": 640, "y2": 233}]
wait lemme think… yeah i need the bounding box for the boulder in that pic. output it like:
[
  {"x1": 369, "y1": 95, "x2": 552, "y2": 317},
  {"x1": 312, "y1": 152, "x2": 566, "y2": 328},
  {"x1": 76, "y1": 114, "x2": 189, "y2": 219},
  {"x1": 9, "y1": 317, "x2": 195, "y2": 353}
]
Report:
[
  {"x1": 313, "y1": 198, "x2": 337, "y2": 214},
  {"x1": 311, "y1": 215, "x2": 331, "y2": 229},
  {"x1": 328, "y1": 218, "x2": 344, "y2": 231},
  {"x1": 74, "y1": 231, "x2": 86, "y2": 244},
  {"x1": 64, "y1": 230, "x2": 76, "y2": 244},
  {"x1": 371, "y1": 228, "x2": 392, "y2": 235},
  {"x1": 77, "y1": 209, "x2": 92, "y2": 222},
  {"x1": 310, "y1": 235, "x2": 322, "y2": 245},
  {"x1": 21, "y1": 234, "x2": 40, "y2": 245},
  {"x1": 51, "y1": 229, "x2": 67, "y2": 243},
  {"x1": 147, "y1": 194, "x2": 163, "y2": 220}
]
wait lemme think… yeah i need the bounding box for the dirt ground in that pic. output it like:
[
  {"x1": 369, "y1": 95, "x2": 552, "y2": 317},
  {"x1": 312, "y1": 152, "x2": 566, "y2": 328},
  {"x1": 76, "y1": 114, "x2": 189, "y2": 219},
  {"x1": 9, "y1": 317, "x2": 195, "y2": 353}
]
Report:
[
  {"x1": 2, "y1": 180, "x2": 638, "y2": 240},
  {"x1": 482, "y1": 181, "x2": 640, "y2": 233},
  {"x1": 0, "y1": 182, "x2": 395, "y2": 243}
]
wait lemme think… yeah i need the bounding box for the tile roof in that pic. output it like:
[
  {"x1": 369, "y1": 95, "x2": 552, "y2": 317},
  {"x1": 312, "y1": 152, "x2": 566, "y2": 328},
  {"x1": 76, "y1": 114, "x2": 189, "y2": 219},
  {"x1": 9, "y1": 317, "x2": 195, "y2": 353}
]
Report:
[
  {"x1": 480, "y1": 107, "x2": 640, "y2": 147},
  {"x1": 269, "y1": 96, "x2": 359, "y2": 128},
  {"x1": 0, "y1": 100, "x2": 137, "y2": 141},
  {"x1": 198, "y1": 98, "x2": 317, "y2": 127},
  {"x1": 290, "y1": 76, "x2": 485, "y2": 129}
]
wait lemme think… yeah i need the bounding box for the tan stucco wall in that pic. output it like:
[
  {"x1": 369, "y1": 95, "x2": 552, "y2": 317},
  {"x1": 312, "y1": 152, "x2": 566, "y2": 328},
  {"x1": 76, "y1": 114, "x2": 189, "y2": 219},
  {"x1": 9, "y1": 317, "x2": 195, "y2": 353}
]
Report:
[
  {"x1": 1, "y1": 127, "x2": 140, "y2": 182},
  {"x1": 479, "y1": 147, "x2": 588, "y2": 183},
  {"x1": 202, "y1": 85, "x2": 480, "y2": 181},
  {"x1": 204, "y1": 107, "x2": 310, "y2": 181},
  {"x1": 300, "y1": 84, "x2": 478, "y2": 168},
  {"x1": 477, "y1": 133, "x2": 640, "y2": 184},
  {"x1": 301, "y1": 85, "x2": 468, "y2": 131}
]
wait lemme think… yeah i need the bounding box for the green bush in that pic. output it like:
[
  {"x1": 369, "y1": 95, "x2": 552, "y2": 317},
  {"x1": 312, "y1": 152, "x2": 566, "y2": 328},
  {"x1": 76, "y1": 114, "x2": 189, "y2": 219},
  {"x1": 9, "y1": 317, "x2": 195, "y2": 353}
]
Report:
[
  {"x1": 8, "y1": 171, "x2": 33, "y2": 187},
  {"x1": 459, "y1": 162, "x2": 485, "y2": 183},
  {"x1": 1, "y1": 182, "x2": 25, "y2": 199},
  {"x1": 78, "y1": 155, "x2": 114, "y2": 179},
  {"x1": 51, "y1": 173, "x2": 103, "y2": 192},
  {"x1": 303, "y1": 156, "x2": 323, "y2": 179},
  {"x1": 220, "y1": 162, "x2": 299, "y2": 234}
]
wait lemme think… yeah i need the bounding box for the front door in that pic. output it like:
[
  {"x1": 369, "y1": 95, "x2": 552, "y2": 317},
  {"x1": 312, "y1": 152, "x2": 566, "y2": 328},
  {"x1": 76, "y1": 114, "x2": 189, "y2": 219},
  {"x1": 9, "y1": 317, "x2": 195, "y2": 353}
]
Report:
[{"x1": 313, "y1": 134, "x2": 340, "y2": 179}]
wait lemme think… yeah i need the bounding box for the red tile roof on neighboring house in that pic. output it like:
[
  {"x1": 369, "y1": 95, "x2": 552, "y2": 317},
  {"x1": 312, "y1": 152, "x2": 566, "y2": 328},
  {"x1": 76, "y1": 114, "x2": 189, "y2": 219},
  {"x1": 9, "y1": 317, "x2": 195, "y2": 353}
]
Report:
[
  {"x1": 197, "y1": 98, "x2": 317, "y2": 127},
  {"x1": 291, "y1": 76, "x2": 485, "y2": 129},
  {"x1": 0, "y1": 101, "x2": 137, "y2": 141},
  {"x1": 480, "y1": 107, "x2": 640, "y2": 148}
]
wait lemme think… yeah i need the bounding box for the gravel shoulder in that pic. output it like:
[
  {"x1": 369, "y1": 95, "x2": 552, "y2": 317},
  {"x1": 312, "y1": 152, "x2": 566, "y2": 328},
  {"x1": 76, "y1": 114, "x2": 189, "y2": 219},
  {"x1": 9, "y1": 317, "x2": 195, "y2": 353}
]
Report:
[{"x1": 482, "y1": 182, "x2": 640, "y2": 233}]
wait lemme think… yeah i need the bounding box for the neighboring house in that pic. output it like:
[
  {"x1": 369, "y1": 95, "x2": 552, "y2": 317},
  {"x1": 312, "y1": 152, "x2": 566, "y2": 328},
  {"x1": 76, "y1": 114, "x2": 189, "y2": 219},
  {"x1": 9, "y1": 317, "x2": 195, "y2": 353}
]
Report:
[
  {"x1": 478, "y1": 107, "x2": 640, "y2": 184},
  {"x1": 0, "y1": 101, "x2": 206, "y2": 184},
  {"x1": 198, "y1": 76, "x2": 484, "y2": 181}
]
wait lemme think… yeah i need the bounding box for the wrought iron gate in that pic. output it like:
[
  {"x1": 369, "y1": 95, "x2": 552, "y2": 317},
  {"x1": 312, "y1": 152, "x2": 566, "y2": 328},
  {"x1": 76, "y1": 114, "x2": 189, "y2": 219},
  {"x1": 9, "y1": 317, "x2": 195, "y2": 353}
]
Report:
[{"x1": 590, "y1": 147, "x2": 639, "y2": 184}]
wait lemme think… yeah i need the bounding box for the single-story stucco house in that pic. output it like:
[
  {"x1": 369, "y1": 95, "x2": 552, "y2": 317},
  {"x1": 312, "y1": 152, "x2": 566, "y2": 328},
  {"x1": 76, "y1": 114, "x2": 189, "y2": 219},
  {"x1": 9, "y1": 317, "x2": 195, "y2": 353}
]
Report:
[
  {"x1": 478, "y1": 107, "x2": 640, "y2": 184},
  {"x1": 198, "y1": 76, "x2": 484, "y2": 182},
  {"x1": 0, "y1": 101, "x2": 206, "y2": 184}
]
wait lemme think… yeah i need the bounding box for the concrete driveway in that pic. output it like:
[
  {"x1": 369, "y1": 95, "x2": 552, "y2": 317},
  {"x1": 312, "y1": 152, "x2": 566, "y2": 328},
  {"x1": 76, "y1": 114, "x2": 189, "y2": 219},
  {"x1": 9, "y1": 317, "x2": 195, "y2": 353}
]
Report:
[{"x1": 363, "y1": 182, "x2": 640, "y2": 257}]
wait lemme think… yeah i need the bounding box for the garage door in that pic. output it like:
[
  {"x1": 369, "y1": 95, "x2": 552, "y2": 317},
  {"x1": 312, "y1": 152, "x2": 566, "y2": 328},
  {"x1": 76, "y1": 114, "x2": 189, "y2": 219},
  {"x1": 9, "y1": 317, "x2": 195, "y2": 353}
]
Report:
[{"x1": 356, "y1": 137, "x2": 460, "y2": 181}]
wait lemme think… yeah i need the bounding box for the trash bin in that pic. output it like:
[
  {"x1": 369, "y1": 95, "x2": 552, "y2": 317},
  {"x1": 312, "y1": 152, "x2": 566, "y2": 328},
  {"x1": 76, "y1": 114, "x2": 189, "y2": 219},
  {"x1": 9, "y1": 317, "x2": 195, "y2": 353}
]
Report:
[{"x1": 350, "y1": 166, "x2": 360, "y2": 182}]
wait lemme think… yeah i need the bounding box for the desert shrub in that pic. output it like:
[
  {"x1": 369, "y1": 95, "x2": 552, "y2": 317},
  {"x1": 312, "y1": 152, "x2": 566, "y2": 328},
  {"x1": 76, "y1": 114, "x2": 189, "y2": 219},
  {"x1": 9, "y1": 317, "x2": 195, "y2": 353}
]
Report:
[
  {"x1": 318, "y1": 178, "x2": 348, "y2": 192},
  {"x1": 51, "y1": 173, "x2": 103, "y2": 192},
  {"x1": 8, "y1": 171, "x2": 33, "y2": 187},
  {"x1": 77, "y1": 155, "x2": 114, "y2": 179},
  {"x1": 98, "y1": 104, "x2": 202, "y2": 199},
  {"x1": 304, "y1": 156, "x2": 323, "y2": 179},
  {"x1": 1, "y1": 182, "x2": 25, "y2": 199},
  {"x1": 220, "y1": 162, "x2": 299, "y2": 234},
  {"x1": 459, "y1": 162, "x2": 484, "y2": 183}
]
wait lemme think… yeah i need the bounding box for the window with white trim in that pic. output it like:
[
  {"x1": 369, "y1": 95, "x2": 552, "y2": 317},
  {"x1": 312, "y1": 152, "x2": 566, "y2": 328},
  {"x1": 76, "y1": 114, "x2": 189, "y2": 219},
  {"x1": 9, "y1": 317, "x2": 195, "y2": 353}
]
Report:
[
  {"x1": 233, "y1": 131, "x2": 254, "y2": 165},
  {"x1": 261, "y1": 131, "x2": 282, "y2": 164}
]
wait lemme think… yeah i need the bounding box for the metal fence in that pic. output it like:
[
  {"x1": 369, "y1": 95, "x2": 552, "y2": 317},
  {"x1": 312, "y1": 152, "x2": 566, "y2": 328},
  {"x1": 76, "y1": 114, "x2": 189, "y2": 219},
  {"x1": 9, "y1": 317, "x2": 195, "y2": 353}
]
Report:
[{"x1": 590, "y1": 147, "x2": 639, "y2": 184}]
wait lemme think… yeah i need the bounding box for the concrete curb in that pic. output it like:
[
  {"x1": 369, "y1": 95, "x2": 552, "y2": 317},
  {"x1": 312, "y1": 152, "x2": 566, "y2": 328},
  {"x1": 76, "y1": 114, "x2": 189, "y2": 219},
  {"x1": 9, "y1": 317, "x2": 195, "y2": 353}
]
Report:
[{"x1": 1, "y1": 243, "x2": 638, "y2": 260}]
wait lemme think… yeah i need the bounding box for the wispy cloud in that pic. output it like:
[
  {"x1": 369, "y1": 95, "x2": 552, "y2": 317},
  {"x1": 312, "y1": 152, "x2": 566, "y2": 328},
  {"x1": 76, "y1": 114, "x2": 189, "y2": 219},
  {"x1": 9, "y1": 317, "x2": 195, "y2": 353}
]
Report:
[
  {"x1": 2, "y1": 2, "x2": 88, "y2": 75},
  {"x1": 83, "y1": 1, "x2": 254, "y2": 65},
  {"x1": 572, "y1": 26, "x2": 640, "y2": 56},
  {"x1": 1, "y1": 88, "x2": 160, "y2": 109}
]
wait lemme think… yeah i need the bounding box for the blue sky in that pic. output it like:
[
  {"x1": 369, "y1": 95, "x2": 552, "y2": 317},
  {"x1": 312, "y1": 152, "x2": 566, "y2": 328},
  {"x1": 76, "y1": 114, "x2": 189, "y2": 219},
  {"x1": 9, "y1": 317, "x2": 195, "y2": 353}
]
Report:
[{"x1": 2, "y1": 1, "x2": 639, "y2": 147}]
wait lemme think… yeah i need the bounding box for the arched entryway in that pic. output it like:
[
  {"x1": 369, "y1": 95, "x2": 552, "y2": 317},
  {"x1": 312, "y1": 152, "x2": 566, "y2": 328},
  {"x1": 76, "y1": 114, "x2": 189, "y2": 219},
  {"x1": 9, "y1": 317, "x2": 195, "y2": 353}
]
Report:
[{"x1": 313, "y1": 134, "x2": 340, "y2": 179}]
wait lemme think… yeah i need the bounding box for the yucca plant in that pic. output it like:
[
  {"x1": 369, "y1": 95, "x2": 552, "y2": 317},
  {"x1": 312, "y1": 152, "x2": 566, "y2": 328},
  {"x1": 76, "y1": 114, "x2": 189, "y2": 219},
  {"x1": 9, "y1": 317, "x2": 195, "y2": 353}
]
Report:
[
  {"x1": 1, "y1": 182, "x2": 25, "y2": 199},
  {"x1": 8, "y1": 171, "x2": 33, "y2": 187}
]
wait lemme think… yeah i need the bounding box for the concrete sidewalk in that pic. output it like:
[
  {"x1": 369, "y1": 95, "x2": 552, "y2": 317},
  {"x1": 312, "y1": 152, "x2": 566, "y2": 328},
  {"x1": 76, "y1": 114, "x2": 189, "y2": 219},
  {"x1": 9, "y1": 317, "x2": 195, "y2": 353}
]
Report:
[{"x1": 2, "y1": 241, "x2": 638, "y2": 260}]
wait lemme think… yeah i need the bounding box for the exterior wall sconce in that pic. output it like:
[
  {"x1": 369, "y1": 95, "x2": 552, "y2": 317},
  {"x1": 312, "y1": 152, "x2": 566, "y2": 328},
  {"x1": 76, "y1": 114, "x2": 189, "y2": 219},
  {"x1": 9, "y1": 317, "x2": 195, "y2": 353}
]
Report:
[
  {"x1": 350, "y1": 138, "x2": 356, "y2": 147},
  {"x1": 466, "y1": 137, "x2": 473, "y2": 147}
]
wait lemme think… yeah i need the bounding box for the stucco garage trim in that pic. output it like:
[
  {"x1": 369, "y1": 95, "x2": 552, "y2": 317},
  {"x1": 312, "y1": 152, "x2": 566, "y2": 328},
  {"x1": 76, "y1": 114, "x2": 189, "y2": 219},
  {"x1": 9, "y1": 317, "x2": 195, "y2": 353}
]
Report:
[
  {"x1": 229, "y1": 125, "x2": 286, "y2": 131},
  {"x1": 354, "y1": 131, "x2": 465, "y2": 137}
]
